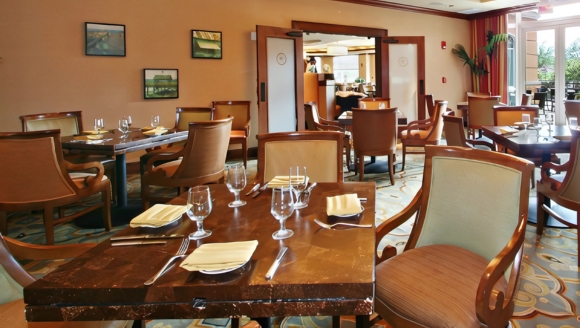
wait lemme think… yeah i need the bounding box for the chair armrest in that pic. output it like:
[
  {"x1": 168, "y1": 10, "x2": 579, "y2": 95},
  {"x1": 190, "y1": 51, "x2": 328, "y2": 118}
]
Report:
[
  {"x1": 475, "y1": 217, "x2": 526, "y2": 326},
  {"x1": 405, "y1": 123, "x2": 431, "y2": 135},
  {"x1": 316, "y1": 122, "x2": 345, "y2": 133},
  {"x1": 467, "y1": 140, "x2": 496, "y2": 150},
  {"x1": 319, "y1": 117, "x2": 340, "y2": 126},
  {"x1": 145, "y1": 149, "x2": 184, "y2": 174},
  {"x1": 65, "y1": 160, "x2": 105, "y2": 186},
  {"x1": 540, "y1": 161, "x2": 569, "y2": 183},
  {"x1": 244, "y1": 119, "x2": 251, "y2": 137},
  {"x1": 375, "y1": 189, "x2": 422, "y2": 264},
  {"x1": 408, "y1": 118, "x2": 431, "y2": 127}
]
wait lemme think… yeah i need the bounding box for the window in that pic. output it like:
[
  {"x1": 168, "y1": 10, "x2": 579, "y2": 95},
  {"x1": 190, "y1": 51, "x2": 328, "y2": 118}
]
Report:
[{"x1": 333, "y1": 55, "x2": 359, "y2": 83}]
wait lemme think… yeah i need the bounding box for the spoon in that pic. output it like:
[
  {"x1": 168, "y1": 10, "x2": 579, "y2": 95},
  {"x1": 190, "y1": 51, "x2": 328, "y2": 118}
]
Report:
[{"x1": 314, "y1": 219, "x2": 372, "y2": 230}]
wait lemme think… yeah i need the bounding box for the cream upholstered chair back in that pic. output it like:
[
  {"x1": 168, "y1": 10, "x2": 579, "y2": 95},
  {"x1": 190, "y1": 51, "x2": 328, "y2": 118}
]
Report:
[
  {"x1": 257, "y1": 131, "x2": 343, "y2": 184},
  {"x1": 442, "y1": 111, "x2": 466, "y2": 147},
  {"x1": 414, "y1": 148, "x2": 530, "y2": 267},
  {"x1": 558, "y1": 128, "x2": 580, "y2": 203},
  {"x1": 359, "y1": 97, "x2": 390, "y2": 109},
  {"x1": 493, "y1": 105, "x2": 539, "y2": 126},
  {"x1": 468, "y1": 96, "x2": 500, "y2": 130},
  {"x1": 212, "y1": 101, "x2": 250, "y2": 131},
  {"x1": 467, "y1": 91, "x2": 491, "y2": 98},
  {"x1": 564, "y1": 100, "x2": 580, "y2": 124},
  {"x1": 175, "y1": 107, "x2": 214, "y2": 131},
  {"x1": 20, "y1": 111, "x2": 82, "y2": 137}
]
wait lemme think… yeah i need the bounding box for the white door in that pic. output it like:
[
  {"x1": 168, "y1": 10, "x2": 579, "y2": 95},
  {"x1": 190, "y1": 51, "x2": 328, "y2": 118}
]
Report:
[{"x1": 389, "y1": 44, "x2": 419, "y2": 121}]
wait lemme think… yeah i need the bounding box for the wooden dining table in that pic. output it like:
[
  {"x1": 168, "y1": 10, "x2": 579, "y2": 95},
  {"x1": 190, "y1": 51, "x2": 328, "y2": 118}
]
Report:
[
  {"x1": 23, "y1": 182, "x2": 376, "y2": 328},
  {"x1": 61, "y1": 129, "x2": 188, "y2": 207}
]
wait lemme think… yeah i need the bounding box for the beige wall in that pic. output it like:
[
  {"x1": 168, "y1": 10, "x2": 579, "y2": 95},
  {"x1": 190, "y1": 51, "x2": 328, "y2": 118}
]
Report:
[{"x1": 0, "y1": 0, "x2": 471, "y2": 148}]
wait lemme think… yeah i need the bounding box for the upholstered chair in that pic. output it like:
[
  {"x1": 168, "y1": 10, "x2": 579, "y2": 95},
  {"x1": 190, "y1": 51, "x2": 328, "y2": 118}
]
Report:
[
  {"x1": 443, "y1": 111, "x2": 495, "y2": 150},
  {"x1": 493, "y1": 105, "x2": 540, "y2": 126},
  {"x1": 359, "y1": 97, "x2": 390, "y2": 109},
  {"x1": 304, "y1": 103, "x2": 351, "y2": 171},
  {"x1": 212, "y1": 101, "x2": 251, "y2": 168},
  {"x1": 467, "y1": 95, "x2": 501, "y2": 139},
  {"x1": 400, "y1": 101, "x2": 448, "y2": 170},
  {"x1": 533, "y1": 92, "x2": 547, "y2": 112},
  {"x1": 536, "y1": 128, "x2": 580, "y2": 264},
  {"x1": 141, "y1": 118, "x2": 232, "y2": 210},
  {"x1": 0, "y1": 130, "x2": 111, "y2": 245},
  {"x1": 521, "y1": 93, "x2": 532, "y2": 105},
  {"x1": 0, "y1": 233, "x2": 131, "y2": 327},
  {"x1": 351, "y1": 108, "x2": 398, "y2": 184},
  {"x1": 256, "y1": 131, "x2": 343, "y2": 184},
  {"x1": 374, "y1": 145, "x2": 534, "y2": 328},
  {"x1": 564, "y1": 100, "x2": 580, "y2": 125},
  {"x1": 466, "y1": 91, "x2": 492, "y2": 98},
  {"x1": 19, "y1": 111, "x2": 117, "y2": 203}
]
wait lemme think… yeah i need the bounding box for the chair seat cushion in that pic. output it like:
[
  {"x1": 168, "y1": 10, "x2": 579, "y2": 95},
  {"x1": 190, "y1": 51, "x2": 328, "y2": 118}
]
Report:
[
  {"x1": 69, "y1": 173, "x2": 108, "y2": 188},
  {"x1": 152, "y1": 159, "x2": 182, "y2": 177},
  {"x1": 376, "y1": 244, "x2": 506, "y2": 328},
  {"x1": 400, "y1": 129, "x2": 429, "y2": 140}
]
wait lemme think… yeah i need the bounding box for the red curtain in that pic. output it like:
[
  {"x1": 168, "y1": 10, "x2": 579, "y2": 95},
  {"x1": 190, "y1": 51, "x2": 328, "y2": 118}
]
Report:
[{"x1": 470, "y1": 15, "x2": 508, "y2": 103}]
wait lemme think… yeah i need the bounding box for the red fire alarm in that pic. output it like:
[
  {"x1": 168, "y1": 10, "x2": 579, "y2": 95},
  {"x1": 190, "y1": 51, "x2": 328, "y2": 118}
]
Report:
[
  {"x1": 441, "y1": 41, "x2": 446, "y2": 49},
  {"x1": 442, "y1": 77, "x2": 447, "y2": 83}
]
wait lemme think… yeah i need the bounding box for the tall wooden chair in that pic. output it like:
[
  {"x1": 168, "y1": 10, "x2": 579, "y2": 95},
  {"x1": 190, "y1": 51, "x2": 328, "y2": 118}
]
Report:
[
  {"x1": 521, "y1": 93, "x2": 532, "y2": 105},
  {"x1": 374, "y1": 146, "x2": 534, "y2": 328},
  {"x1": 141, "y1": 118, "x2": 232, "y2": 210},
  {"x1": 443, "y1": 111, "x2": 495, "y2": 150},
  {"x1": 359, "y1": 97, "x2": 390, "y2": 109},
  {"x1": 400, "y1": 101, "x2": 448, "y2": 170},
  {"x1": 564, "y1": 100, "x2": 580, "y2": 124},
  {"x1": 536, "y1": 128, "x2": 580, "y2": 264},
  {"x1": 256, "y1": 131, "x2": 343, "y2": 184},
  {"x1": 493, "y1": 105, "x2": 540, "y2": 126},
  {"x1": 0, "y1": 130, "x2": 111, "y2": 245},
  {"x1": 352, "y1": 108, "x2": 398, "y2": 184},
  {"x1": 467, "y1": 95, "x2": 501, "y2": 139},
  {"x1": 212, "y1": 101, "x2": 251, "y2": 168}
]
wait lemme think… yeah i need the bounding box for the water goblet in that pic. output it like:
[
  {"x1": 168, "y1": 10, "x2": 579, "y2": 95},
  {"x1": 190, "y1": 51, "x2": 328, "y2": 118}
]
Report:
[
  {"x1": 291, "y1": 166, "x2": 308, "y2": 209},
  {"x1": 226, "y1": 163, "x2": 247, "y2": 207},
  {"x1": 186, "y1": 186, "x2": 212, "y2": 240},
  {"x1": 94, "y1": 118, "x2": 105, "y2": 134},
  {"x1": 151, "y1": 115, "x2": 161, "y2": 129},
  {"x1": 118, "y1": 119, "x2": 129, "y2": 139},
  {"x1": 532, "y1": 117, "x2": 542, "y2": 136},
  {"x1": 545, "y1": 114, "x2": 554, "y2": 135},
  {"x1": 271, "y1": 186, "x2": 295, "y2": 240},
  {"x1": 521, "y1": 113, "x2": 530, "y2": 132}
]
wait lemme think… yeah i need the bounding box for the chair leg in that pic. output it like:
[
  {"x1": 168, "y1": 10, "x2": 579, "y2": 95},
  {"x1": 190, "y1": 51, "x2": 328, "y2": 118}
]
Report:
[
  {"x1": 345, "y1": 143, "x2": 351, "y2": 172},
  {"x1": 536, "y1": 192, "x2": 547, "y2": 239},
  {"x1": 43, "y1": 204, "x2": 55, "y2": 245},
  {"x1": 242, "y1": 141, "x2": 248, "y2": 168},
  {"x1": 531, "y1": 170, "x2": 535, "y2": 189},
  {"x1": 401, "y1": 145, "x2": 407, "y2": 171},
  {"x1": 389, "y1": 154, "x2": 395, "y2": 186},
  {"x1": 358, "y1": 155, "x2": 365, "y2": 182},
  {"x1": 0, "y1": 211, "x2": 7, "y2": 235},
  {"x1": 102, "y1": 186, "x2": 112, "y2": 231}
]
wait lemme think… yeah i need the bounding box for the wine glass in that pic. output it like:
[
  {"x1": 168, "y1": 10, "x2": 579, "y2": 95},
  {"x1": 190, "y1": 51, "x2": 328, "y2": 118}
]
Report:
[
  {"x1": 521, "y1": 113, "x2": 530, "y2": 132},
  {"x1": 545, "y1": 113, "x2": 554, "y2": 135},
  {"x1": 126, "y1": 116, "x2": 133, "y2": 128},
  {"x1": 94, "y1": 118, "x2": 104, "y2": 134},
  {"x1": 291, "y1": 166, "x2": 308, "y2": 209},
  {"x1": 569, "y1": 117, "x2": 578, "y2": 130},
  {"x1": 118, "y1": 119, "x2": 129, "y2": 139},
  {"x1": 186, "y1": 186, "x2": 212, "y2": 240},
  {"x1": 271, "y1": 186, "x2": 295, "y2": 240},
  {"x1": 532, "y1": 117, "x2": 542, "y2": 136},
  {"x1": 225, "y1": 163, "x2": 247, "y2": 207},
  {"x1": 151, "y1": 115, "x2": 160, "y2": 129}
]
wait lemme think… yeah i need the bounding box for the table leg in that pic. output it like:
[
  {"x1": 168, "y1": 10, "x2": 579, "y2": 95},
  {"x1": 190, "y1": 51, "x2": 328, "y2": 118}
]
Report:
[
  {"x1": 332, "y1": 316, "x2": 341, "y2": 328},
  {"x1": 115, "y1": 153, "x2": 128, "y2": 207},
  {"x1": 355, "y1": 315, "x2": 370, "y2": 328},
  {"x1": 253, "y1": 317, "x2": 272, "y2": 328}
]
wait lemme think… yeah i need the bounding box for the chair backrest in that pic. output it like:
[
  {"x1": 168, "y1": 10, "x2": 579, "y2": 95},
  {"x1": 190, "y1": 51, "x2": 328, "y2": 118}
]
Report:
[
  {"x1": 175, "y1": 107, "x2": 214, "y2": 131},
  {"x1": 466, "y1": 91, "x2": 491, "y2": 98},
  {"x1": 520, "y1": 93, "x2": 531, "y2": 105},
  {"x1": 425, "y1": 94, "x2": 435, "y2": 117},
  {"x1": 442, "y1": 111, "x2": 468, "y2": 147},
  {"x1": 533, "y1": 92, "x2": 546, "y2": 108},
  {"x1": 359, "y1": 97, "x2": 390, "y2": 109},
  {"x1": 424, "y1": 101, "x2": 448, "y2": 142},
  {"x1": 256, "y1": 131, "x2": 343, "y2": 184},
  {"x1": 304, "y1": 103, "x2": 320, "y2": 131},
  {"x1": 352, "y1": 108, "x2": 397, "y2": 156},
  {"x1": 212, "y1": 101, "x2": 251, "y2": 131},
  {"x1": 409, "y1": 146, "x2": 533, "y2": 265},
  {"x1": 555, "y1": 128, "x2": 580, "y2": 204},
  {"x1": 564, "y1": 100, "x2": 580, "y2": 124},
  {"x1": 0, "y1": 130, "x2": 77, "y2": 206},
  {"x1": 493, "y1": 105, "x2": 539, "y2": 126},
  {"x1": 19, "y1": 111, "x2": 83, "y2": 137},
  {"x1": 467, "y1": 96, "x2": 501, "y2": 129}
]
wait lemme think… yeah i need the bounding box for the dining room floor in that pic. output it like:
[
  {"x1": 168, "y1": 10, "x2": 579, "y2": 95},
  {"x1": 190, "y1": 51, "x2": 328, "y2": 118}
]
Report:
[{"x1": 5, "y1": 145, "x2": 579, "y2": 328}]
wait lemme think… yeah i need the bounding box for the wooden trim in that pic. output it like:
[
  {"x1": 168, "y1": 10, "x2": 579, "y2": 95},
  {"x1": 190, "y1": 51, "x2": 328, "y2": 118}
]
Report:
[
  {"x1": 292, "y1": 21, "x2": 388, "y2": 37},
  {"x1": 469, "y1": 4, "x2": 537, "y2": 20}
]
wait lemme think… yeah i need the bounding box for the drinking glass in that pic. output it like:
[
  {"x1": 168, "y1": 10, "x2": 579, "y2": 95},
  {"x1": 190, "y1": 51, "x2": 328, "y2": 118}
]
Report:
[
  {"x1": 118, "y1": 119, "x2": 129, "y2": 138},
  {"x1": 532, "y1": 117, "x2": 542, "y2": 136},
  {"x1": 545, "y1": 114, "x2": 554, "y2": 134},
  {"x1": 186, "y1": 186, "x2": 212, "y2": 240},
  {"x1": 271, "y1": 187, "x2": 295, "y2": 240},
  {"x1": 291, "y1": 166, "x2": 308, "y2": 209},
  {"x1": 226, "y1": 163, "x2": 247, "y2": 207},
  {"x1": 151, "y1": 115, "x2": 161, "y2": 129},
  {"x1": 94, "y1": 118, "x2": 105, "y2": 134},
  {"x1": 569, "y1": 117, "x2": 578, "y2": 130},
  {"x1": 521, "y1": 113, "x2": 530, "y2": 131},
  {"x1": 126, "y1": 115, "x2": 133, "y2": 128}
]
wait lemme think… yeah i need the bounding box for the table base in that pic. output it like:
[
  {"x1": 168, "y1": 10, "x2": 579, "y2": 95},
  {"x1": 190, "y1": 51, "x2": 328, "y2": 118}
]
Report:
[{"x1": 350, "y1": 158, "x2": 398, "y2": 174}]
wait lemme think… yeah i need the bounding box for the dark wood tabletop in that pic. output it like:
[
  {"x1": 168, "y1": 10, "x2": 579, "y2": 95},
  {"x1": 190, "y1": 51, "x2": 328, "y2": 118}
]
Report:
[{"x1": 24, "y1": 182, "x2": 376, "y2": 326}]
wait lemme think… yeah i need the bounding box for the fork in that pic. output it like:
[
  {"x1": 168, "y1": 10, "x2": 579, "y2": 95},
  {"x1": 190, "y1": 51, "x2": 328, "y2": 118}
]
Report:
[
  {"x1": 144, "y1": 238, "x2": 190, "y2": 285},
  {"x1": 314, "y1": 219, "x2": 372, "y2": 230}
]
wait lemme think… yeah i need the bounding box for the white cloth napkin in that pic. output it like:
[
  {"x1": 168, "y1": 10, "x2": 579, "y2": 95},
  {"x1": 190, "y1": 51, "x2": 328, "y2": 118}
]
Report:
[
  {"x1": 499, "y1": 127, "x2": 518, "y2": 135},
  {"x1": 268, "y1": 176, "x2": 306, "y2": 188},
  {"x1": 180, "y1": 240, "x2": 258, "y2": 272},
  {"x1": 129, "y1": 204, "x2": 187, "y2": 228},
  {"x1": 326, "y1": 194, "x2": 362, "y2": 216}
]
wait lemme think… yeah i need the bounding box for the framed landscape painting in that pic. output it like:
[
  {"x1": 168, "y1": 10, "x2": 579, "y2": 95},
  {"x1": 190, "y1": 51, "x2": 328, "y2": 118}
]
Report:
[
  {"x1": 192, "y1": 30, "x2": 222, "y2": 59},
  {"x1": 143, "y1": 69, "x2": 178, "y2": 99},
  {"x1": 85, "y1": 22, "x2": 126, "y2": 56}
]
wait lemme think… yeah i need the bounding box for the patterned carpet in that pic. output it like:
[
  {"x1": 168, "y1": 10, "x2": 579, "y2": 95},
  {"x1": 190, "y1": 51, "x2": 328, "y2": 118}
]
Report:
[{"x1": 5, "y1": 148, "x2": 579, "y2": 328}]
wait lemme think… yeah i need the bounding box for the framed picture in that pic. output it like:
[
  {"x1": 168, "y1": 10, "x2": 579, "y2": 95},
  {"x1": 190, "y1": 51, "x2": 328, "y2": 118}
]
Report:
[
  {"x1": 85, "y1": 22, "x2": 126, "y2": 56},
  {"x1": 192, "y1": 30, "x2": 222, "y2": 59},
  {"x1": 143, "y1": 69, "x2": 179, "y2": 99}
]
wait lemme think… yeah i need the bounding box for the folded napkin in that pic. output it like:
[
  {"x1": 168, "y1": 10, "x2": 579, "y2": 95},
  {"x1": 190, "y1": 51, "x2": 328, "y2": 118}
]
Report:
[
  {"x1": 345, "y1": 111, "x2": 353, "y2": 116},
  {"x1": 143, "y1": 127, "x2": 168, "y2": 136},
  {"x1": 268, "y1": 175, "x2": 306, "y2": 188},
  {"x1": 129, "y1": 204, "x2": 187, "y2": 228},
  {"x1": 326, "y1": 193, "x2": 362, "y2": 216},
  {"x1": 499, "y1": 127, "x2": 518, "y2": 135},
  {"x1": 82, "y1": 130, "x2": 108, "y2": 135},
  {"x1": 142, "y1": 125, "x2": 165, "y2": 131},
  {"x1": 180, "y1": 240, "x2": 258, "y2": 272}
]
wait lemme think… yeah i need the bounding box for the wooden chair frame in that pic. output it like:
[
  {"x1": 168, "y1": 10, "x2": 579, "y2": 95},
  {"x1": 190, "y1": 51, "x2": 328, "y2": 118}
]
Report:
[
  {"x1": 212, "y1": 101, "x2": 251, "y2": 168},
  {"x1": 442, "y1": 111, "x2": 495, "y2": 150}
]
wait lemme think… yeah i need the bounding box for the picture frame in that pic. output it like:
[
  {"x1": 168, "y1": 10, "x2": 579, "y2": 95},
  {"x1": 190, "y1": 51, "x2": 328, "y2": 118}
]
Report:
[
  {"x1": 192, "y1": 30, "x2": 222, "y2": 59},
  {"x1": 143, "y1": 69, "x2": 179, "y2": 99},
  {"x1": 85, "y1": 22, "x2": 126, "y2": 57}
]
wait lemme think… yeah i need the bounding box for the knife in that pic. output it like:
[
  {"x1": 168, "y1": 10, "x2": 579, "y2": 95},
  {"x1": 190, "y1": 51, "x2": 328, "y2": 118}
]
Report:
[
  {"x1": 252, "y1": 182, "x2": 269, "y2": 198},
  {"x1": 245, "y1": 183, "x2": 261, "y2": 196},
  {"x1": 111, "y1": 240, "x2": 167, "y2": 246},
  {"x1": 265, "y1": 247, "x2": 288, "y2": 280},
  {"x1": 110, "y1": 234, "x2": 184, "y2": 241}
]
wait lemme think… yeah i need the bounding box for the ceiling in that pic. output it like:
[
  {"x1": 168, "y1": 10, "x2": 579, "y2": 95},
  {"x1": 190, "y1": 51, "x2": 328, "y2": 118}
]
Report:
[{"x1": 305, "y1": 0, "x2": 580, "y2": 56}]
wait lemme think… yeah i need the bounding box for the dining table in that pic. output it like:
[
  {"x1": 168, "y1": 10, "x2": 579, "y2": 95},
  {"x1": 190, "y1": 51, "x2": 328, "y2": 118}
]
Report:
[
  {"x1": 61, "y1": 129, "x2": 188, "y2": 207},
  {"x1": 23, "y1": 182, "x2": 377, "y2": 328}
]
